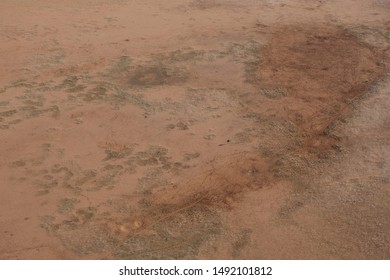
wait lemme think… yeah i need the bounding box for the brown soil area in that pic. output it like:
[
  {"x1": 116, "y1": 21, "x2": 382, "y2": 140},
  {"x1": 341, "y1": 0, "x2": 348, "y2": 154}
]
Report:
[{"x1": 0, "y1": 0, "x2": 389, "y2": 259}]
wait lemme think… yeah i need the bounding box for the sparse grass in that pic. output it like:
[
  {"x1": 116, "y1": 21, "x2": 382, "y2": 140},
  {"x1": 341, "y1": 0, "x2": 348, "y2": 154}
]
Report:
[
  {"x1": 104, "y1": 56, "x2": 132, "y2": 77},
  {"x1": 40, "y1": 187, "x2": 222, "y2": 258},
  {"x1": 58, "y1": 198, "x2": 79, "y2": 213},
  {"x1": 203, "y1": 134, "x2": 216, "y2": 140},
  {"x1": 233, "y1": 129, "x2": 254, "y2": 144},
  {"x1": 12, "y1": 159, "x2": 26, "y2": 167},
  {"x1": 183, "y1": 152, "x2": 200, "y2": 161},
  {"x1": 227, "y1": 41, "x2": 263, "y2": 84},
  {"x1": 74, "y1": 170, "x2": 97, "y2": 187},
  {"x1": 137, "y1": 167, "x2": 169, "y2": 194},
  {"x1": 11, "y1": 79, "x2": 35, "y2": 88},
  {"x1": 0, "y1": 101, "x2": 10, "y2": 106},
  {"x1": 0, "y1": 124, "x2": 9, "y2": 129},
  {"x1": 83, "y1": 85, "x2": 107, "y2": 101},
  {"x1": 232, "y1": 229, "x2": 252, "y2": 258},
  {"x1": 176, "y1": 121, "x2": 189, "y2": 130},
  {"x1": 104, "y1": 146, "x2": 134, "y2": 161},
  {"x1": 19, "y1": 104, "x2": 60, "y2": 119},
  {"x1": 0, "y1": 109, "x2": 17, "y2": 117},
  {"x1": 128, "y1": 63, "x2": 188, "y2": 87},
  {"x1": 6, "y1": 118, "x2": 22, "y2": 127},
  {"x1": 260, "y1": 87, "x2": 287, "y2": 99},
  {"x1": 346, "y1": 24, "x2": 390, "y2": 48},
  {"x1": 115, "y1": 204, "x2": 222, "y2": 259},
  {"x1": 272, "y1": 153, "x2": 309, "y2": 178},
  {"x1": 190, "y1": 0, "x2": 220, "y2": 10},
  {"x1": 154, "y1": 48, "x2": 225, "y2": 63}
]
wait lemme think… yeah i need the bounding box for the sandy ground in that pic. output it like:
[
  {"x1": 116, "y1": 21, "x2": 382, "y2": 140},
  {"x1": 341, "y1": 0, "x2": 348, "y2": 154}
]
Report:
[{"x1": 0, "y1": 0, "x2": 389, "y2": 259}]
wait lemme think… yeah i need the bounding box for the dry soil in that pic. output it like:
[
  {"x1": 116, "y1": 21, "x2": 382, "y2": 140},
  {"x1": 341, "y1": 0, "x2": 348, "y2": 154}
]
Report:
[{"x1": 0, "y1": 0, "x2": 389, "y2": 259}]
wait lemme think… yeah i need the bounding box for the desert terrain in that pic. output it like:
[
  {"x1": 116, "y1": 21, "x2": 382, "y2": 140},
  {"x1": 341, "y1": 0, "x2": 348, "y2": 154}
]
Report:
[{"x1": 0, "y1": 0, "x2": 389, "y2": 259}]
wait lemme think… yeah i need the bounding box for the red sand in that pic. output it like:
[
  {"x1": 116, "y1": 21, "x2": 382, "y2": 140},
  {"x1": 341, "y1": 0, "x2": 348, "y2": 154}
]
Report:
[{"x1": 0, "y1": 0, "x2": 389, "y2": 259}]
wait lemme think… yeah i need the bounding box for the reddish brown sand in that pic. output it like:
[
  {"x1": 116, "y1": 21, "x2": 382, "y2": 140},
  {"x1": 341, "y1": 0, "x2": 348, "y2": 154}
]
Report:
[{"x1": 0, "y1": 0, "x2": 389, "y2": 259}]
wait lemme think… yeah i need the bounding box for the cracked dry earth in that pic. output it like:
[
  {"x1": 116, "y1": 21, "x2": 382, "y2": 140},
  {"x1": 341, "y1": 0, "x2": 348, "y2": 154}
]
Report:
[{"x1": 0, "y1": 0, "x2": 389, "y2": 259}]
